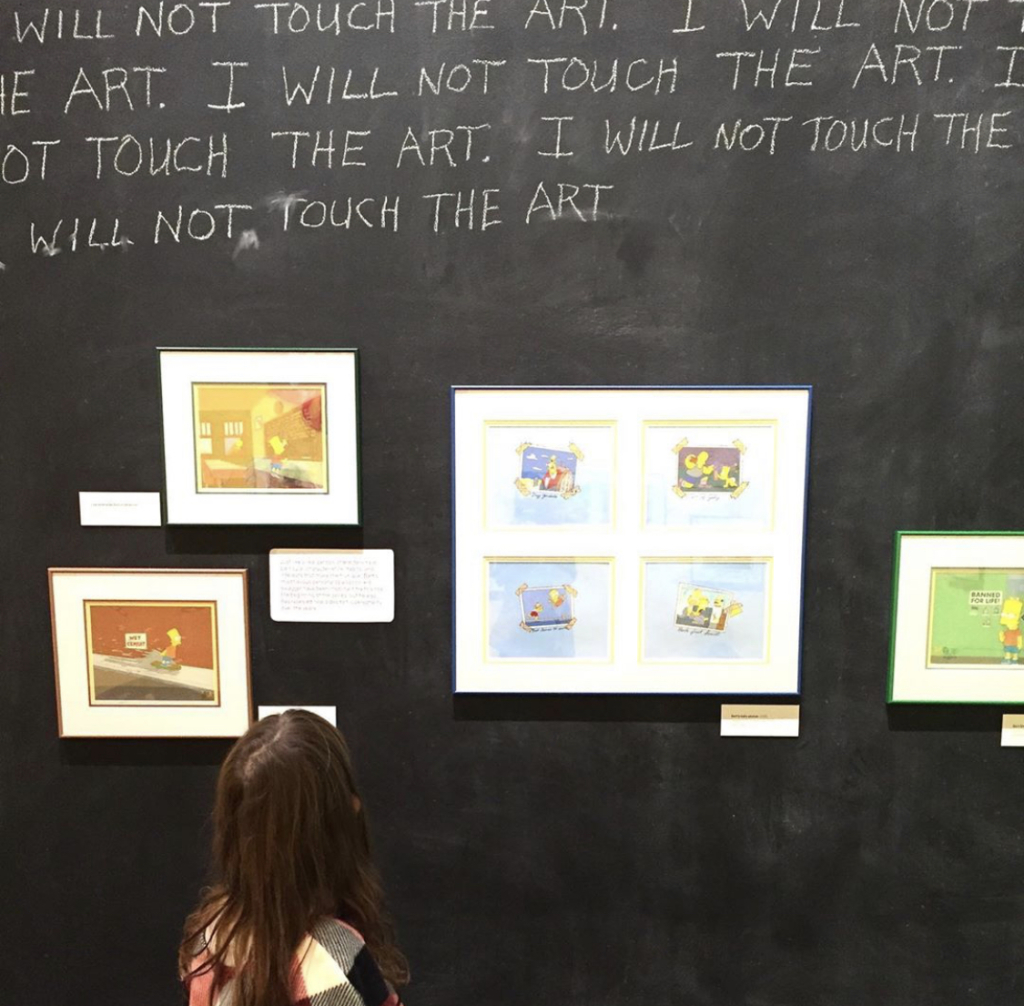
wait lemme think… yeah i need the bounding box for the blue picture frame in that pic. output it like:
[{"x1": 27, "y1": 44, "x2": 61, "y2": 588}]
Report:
[{"x1": 452, "y1": 385, "x2": 813, "y2": 696}]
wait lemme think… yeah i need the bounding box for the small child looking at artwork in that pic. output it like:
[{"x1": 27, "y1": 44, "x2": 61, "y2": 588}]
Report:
[{"x1": 179, "y1": 710, "x2": 408, "y2": 1006}]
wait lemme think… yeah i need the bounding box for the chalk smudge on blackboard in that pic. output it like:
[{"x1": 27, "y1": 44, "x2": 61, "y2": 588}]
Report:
[
  {"x1": 265, "y1": 191, "x2": 309, "y2": 215},
  {"x1": 233, "y1": 229, "x2": 260, "y2": 259}
]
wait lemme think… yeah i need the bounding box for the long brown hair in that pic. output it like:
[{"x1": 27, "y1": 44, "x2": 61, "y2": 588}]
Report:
[{"x1": 179, "y1": 711, "x2": 408, "y2": 1006}]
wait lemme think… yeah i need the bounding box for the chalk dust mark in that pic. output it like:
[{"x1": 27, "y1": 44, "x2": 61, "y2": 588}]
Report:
[
  {"x1": 265, "y1": 191, "x2": 307, "y2": 215},
  {"x1": 233, "y1": 229, "x2": 260, "y2": 259}
]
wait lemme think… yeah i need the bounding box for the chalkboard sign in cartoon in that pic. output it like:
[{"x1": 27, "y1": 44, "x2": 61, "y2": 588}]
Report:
[
  {"x1": 890, "y1": 534, "x2": 1024, "y2": 704},
  {"x1": 928, "y1": 568, "x2": 1024, "y2": 668}
]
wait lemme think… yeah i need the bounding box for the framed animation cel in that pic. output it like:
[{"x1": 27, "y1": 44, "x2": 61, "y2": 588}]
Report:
[
  {"x1": 453, "y1": 386, "x2": 811, "y2": 694},
  {"x1": 49, "y1": 568, "x2": 252, "y2": 737},
  {"x1": 889, "y1": 532, "x2": 1024, "y2": 704},
  {"x1": 159, "y1": 349, "x2": 360, "y2": 525}
]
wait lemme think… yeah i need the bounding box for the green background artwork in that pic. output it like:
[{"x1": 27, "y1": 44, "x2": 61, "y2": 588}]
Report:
[{"x1": 929, "y1": 568, "x2": 1024, "y2": 664}]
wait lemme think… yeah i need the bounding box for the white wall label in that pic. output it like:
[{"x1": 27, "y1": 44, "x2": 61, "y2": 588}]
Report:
[
  {"x1": 258, "y1": 705, "x2": 337, "y2": 727},
  {"x1": 721, "y1": 704, "x2": 800, "y2": 737},
  {"x1": 1001, "y1": 714, "x2": 1024, "y2": 747},
  {"x1": 270, "y1": 549, "x2": 395, "y2": 623},
  {"x1": 79, "y1": 492, "x2": 161, "y2": 527}
]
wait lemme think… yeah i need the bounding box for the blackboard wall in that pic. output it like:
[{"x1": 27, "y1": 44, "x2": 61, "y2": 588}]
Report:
[{"x1": 2, "y1": 2, "x2": 1023, "y2": 1004}]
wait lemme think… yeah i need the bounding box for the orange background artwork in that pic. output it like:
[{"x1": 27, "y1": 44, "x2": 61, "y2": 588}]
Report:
[{"x1": 87, "y1": 603, "x2": 217, "y2": 670}]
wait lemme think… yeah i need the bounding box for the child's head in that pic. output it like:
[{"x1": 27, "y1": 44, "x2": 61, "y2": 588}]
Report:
[
  {"x1": 181, "y1": 711, "x2": 407, "y2": 1003},
  {"x1": 212, "y1": 711, "x2": 365, "y2": 914}
]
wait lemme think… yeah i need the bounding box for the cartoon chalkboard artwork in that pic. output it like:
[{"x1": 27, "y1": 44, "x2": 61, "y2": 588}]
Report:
[
  {"x1": 927, "y1": 568, "x2": 1024, "y2": 668},
  {"x1": 890, "y1": 535, "x2": 1024, "y2": 705},
  {"x1": 515, "y1": 443, "x2": 583, "y2": 500},
  {"x1": 674, "y1": 584, "x2": 744, "y2": 634},
  {"x1": 673, "y1": 441, "x2": 749, "y2": 499},
  {"x1": 518, "y1": 582, "x2": 577, "y2": 632}
]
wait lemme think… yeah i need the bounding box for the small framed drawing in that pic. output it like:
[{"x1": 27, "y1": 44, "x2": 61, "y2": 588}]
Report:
[
  {"x1": 49, "y1": 568, "x2": 252, "y2": 737},
  {"x1": 159, "y1": 348, "x2": 360, "y2": 525},
  {"x1": 889, "y1": 532, "x2": 1024, "y2": 704},
  {"x1": 453, "y1": 386, "x2": 811, "y2": 694}
]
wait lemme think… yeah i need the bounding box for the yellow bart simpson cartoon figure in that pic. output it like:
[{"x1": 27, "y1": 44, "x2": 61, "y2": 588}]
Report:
[
  {"x1": 268, "y1": 434, "x2": 288, "y2": 476},
  {"x1": 152, "y1": 628, "x2": 183, "y2": 671},
  {"x1": 999, "y1": 597, "x2": 1023, "y2": 664}
]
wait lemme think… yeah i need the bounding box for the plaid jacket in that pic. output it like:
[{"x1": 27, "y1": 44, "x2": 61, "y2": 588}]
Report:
[{"x1": 185, "y1": 918, "x2": 401, "y2": 1006}]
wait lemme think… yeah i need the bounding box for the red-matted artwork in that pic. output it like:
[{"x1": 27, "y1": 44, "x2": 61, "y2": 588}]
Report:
[{"x1": 85, "y1": 600, "x2": 219, "y2": 705}]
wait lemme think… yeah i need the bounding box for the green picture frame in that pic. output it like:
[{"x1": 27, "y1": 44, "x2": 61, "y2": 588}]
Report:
[
  {"x1": 888, "y1": 531, "x2": 1024, "y2": 705},
  {"x1": 158, "y1": 347, "x2": 362, "y2": 527}
]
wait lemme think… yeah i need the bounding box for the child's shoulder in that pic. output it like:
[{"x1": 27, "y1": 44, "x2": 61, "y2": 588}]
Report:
[
  {"x1": 297, "y1": 919, "x2": 399, "y2": 1006},
  {"x1": 305, "y1": 917, "x2": 367, "y2": 963}
]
